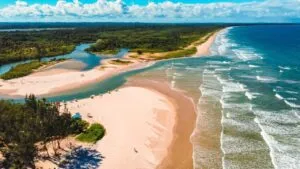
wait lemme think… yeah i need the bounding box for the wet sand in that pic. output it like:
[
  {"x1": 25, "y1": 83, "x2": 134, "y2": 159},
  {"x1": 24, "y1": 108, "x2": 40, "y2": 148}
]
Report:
[{"x1": 126, "y1": 78, "x2": 196, "y2": 169}]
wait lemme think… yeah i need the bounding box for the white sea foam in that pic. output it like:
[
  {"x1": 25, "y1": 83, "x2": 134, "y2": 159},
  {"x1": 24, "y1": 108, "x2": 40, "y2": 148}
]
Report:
[
  {"x1": 254, "y1": 117, "x2": 278, "y2": 169},
  {"x1": 285, "y1": 90, "x2": 299, "y2": 94},
  {"x1": 207, "y1": 61, "x2": 231, "y2": 65},
  {"x1": 249, "y1": 64, "x2": 260, "y2": 68},
  {"x1": 173, "y1": 63, "x2": 185, "y2": 66},
  {"x1": 279, "y1": 66, "x2": 291, "y2": 70},
  {"x1": 210, "y1": 28, "x2": 235, "y2": 56},
  {"x1": 171, "y1": 80, "x2": 175, "y2": 89},
  {"x1": 239, "y1": 75, "x2": 257, "y2": 80},
  {"x1": 295, "y1": 111, "x2": 300, "y2": 119},
  {"x1": 256, "y1": 76, "x2": 278, "y2": 83},
  {"x1": 232, "y1": 49, "x2": 263, "y2": 61},
  {"x1": 287, "y1": 98, "x2": 297, "y2": 101},
  {"x1": 275, "y1": 93, "x2": 284, "y2": 100},
  {"x1": 185, "y1": 67, "x2": 197, "y2": 70},
  {"x1": 174, "y1": 72, "x2": 183, "y2": 77},
  {"x1": 209, "y1": 65, "x2": 221, "y2": 68},
  {"x1": 253, "y1": 109, "x2": 300, "y2": 168},
  {"x1": 284, "y1": 100, "x2": 300, "y2": 108},
  {"x1": 222, "y1": 82, "x2": 247, "y2": 93},
  {"x1": 215, "y1": 68, "x2": 232, "y2": 72},
  {"x1": 283, "y1": 80, "x2": 300, "y2": 84},
  {"x1": 245, "y1": 91, "x2": 260, "y2": 100}
]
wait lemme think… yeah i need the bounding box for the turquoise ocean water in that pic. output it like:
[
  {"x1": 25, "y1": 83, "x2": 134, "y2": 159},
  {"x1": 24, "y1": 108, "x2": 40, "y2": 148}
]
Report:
[
  {"x1": 49, "y1": 25, "x2": 300, "y2": 169},
  {"x1": 1, "y1": 25, "x2": 300, "y2": 168}
]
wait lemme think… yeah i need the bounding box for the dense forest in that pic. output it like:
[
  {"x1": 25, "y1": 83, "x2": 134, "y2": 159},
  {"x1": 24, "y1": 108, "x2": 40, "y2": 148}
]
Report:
[
  {"x1": 86, "y1": 25, "x2": 222, "y2": 54},
  {"x1": 0, "y1": 95, "x2": 89, "y2": 168},
  {"x1": 0, "y1": 28, "x2": 100, "y2": 65},
  {"x1": 0, "y1": 24, "x2": 224, "y2": 65}
]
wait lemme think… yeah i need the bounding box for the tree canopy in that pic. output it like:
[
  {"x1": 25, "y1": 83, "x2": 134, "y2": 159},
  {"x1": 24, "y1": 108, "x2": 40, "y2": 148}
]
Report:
[{"x1": 0, "y1": 95, "x2": 88, "y2": 168}]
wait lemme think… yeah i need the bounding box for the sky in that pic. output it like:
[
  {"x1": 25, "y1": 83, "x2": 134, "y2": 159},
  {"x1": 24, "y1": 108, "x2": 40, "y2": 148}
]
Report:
[{"x1": 0, "y1": 0, "x2": 299, "y2": 22}]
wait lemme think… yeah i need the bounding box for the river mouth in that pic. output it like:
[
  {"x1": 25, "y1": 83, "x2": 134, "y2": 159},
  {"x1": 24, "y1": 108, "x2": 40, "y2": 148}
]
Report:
[{"x1": 0, "y1": 44, "x2": 129, "y2": 75}]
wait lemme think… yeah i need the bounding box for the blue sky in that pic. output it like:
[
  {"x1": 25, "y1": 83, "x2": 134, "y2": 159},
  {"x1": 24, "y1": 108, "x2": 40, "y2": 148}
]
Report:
[{"x1": 0, "y1": 0, "x2": 299, "y2": 22}]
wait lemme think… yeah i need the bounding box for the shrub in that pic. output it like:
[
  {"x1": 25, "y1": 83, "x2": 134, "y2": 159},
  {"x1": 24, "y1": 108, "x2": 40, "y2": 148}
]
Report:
[{"x1": 76, "y1": 123, "x2": 106, "y2": 143}]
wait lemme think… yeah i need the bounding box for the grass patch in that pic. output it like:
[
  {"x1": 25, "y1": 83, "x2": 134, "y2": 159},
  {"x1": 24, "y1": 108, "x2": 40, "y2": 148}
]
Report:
[
  {"x1": 76, "y1": 123, "x2": 106, "y2": 143},
  {"x1": 89, "y1": 49, "x2": 120, "y2": 56},
  {"x1": 0, "y1": 58, "x2": 67, "y2": 80},
  {"x1": 1, "y1": 61, "x2": 43, "y2": 80}
]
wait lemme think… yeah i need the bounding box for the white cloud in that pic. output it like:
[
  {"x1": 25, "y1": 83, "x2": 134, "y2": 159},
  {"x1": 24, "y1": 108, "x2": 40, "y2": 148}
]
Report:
[{"x1": 0, "y1": 0, "x2": 299, "y2": 22}]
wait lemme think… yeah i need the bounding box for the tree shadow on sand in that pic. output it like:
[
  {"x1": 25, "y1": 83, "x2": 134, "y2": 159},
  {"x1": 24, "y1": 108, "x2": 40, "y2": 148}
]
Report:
[{"x1": 59, "y1": 146, "x2": 104, "y2": 169}]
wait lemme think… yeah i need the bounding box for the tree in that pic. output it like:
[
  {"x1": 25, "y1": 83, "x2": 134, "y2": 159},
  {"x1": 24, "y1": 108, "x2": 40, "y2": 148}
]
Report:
[{"x1": 0, "y1": 95, "x2": 89, "y2": 168}]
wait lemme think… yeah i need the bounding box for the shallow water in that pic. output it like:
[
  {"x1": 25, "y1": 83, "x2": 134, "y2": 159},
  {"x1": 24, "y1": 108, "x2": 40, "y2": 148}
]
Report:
[
  {"x1": 124, "y1": 25, "x2": 300, "y2": 169},
  {"x1": 0, "y1": 44, "x2": 128, "y2": 75},
  {"x1": 2, "y1": 25, "x2": 300, "y2": 168}
]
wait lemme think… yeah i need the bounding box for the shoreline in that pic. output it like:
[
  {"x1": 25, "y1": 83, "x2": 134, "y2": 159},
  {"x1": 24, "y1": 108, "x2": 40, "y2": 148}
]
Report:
[
  {"x1": 37, "y1": 78, "x2": 196, "y2": 169},
  {"x1": 0, "y1": 30, "x2": 219, "y2": 98},
  {"x1": 60, "y1": 85, "x2": 178, "y2": 169},
  {"x1": 126, "y1": 78, "x2": 196, "y2": 169},
  {"x1": 2, "y1": 30, "x2": 221, "y2": 168}
]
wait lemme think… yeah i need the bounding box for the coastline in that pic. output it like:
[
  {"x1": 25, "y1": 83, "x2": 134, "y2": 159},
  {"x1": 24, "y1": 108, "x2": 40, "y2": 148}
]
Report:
[
  {"x1": 194, "y1": 31, "x2": 219, "y2": 57},
  {"x1": 2, "y1": 30, "x2": 220, "y2": 168},
  {"x1": 126, "y1": 78, "x2": 196, "y2": 169},
  {"x1": 61, "y1": 86, "x2": 177, "y2": 169},
  {"x1": 40, "y1": 78, "x2": 196, "y2": 169}
]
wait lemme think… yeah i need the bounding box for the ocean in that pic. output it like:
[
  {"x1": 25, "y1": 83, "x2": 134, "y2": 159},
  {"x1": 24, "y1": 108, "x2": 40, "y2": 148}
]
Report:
[
  {"x1": 1, "y1": 25, "x2": 300, "y2": 168},
  {"x1": 133, "y1": 25, "x2": 300, "y2": 169}
]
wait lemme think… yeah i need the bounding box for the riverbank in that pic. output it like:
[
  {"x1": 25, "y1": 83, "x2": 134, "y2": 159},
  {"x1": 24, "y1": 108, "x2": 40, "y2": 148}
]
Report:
[
  {"x1": 0, "y1": 59, "x2": 149, "y2": 97},
  {"x1": 0, "y1": 30, "x2": 219, "y2": 98}
]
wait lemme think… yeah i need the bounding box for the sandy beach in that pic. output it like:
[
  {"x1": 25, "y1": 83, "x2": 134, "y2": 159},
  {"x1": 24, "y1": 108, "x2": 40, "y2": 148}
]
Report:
[
  {"x1": 195, "y1": 32, "x2": 219, "y2": 57},
  {"x1": 1, "y1": 31, "x2": 218, "y2": 168},
  {"x1": 126, "y1": 79, "x2": 196, "y2": 169},
  {"x1": 63, "y1": 86, "x2": 177, "y2": 169},
  {"x1": 0, "y1": 59, "x2": 149, "y2": 97}
]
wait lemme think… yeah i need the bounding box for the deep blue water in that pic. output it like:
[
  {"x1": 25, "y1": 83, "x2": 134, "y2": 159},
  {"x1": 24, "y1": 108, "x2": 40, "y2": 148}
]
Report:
[{"x1": 207, "y1": 25, "x2": 300, "y2": 168}]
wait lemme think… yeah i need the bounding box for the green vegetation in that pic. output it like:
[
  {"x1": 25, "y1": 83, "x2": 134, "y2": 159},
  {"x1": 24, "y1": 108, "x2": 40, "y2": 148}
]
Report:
[
  {"x1": 0, "y1": 95, "x2": 91, "y2": 168},
  {"x1": 1, "y1": 61, "x2": 43, "y2": 80},
  {"x1": 0, "y1": 58, "x2": 67, "y2": 80},
  {"x1": 0, "y1": 28, "x2": 100, "y2": 65},
  {"x1": 76, "y1": 123, "x2": 106, "y2": 143},
  {"x1": 96, "y1": 49, "x2": 120, "y2": 55},
  {"x1": 86, "y1": 26, "x2": 221, "y2": 55},
  {"x1": 0, "y1": 24, "x2": 223, "y2": 65},
  {"x1": 110, "y1": 59, "x2": 133, "y2": 65},
  {"x1": 88, "y1": 39, "x2": 120, "y2": 55},
  {"x1": 157, "y1": 47, "x2": 197, "y2": 60}
]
